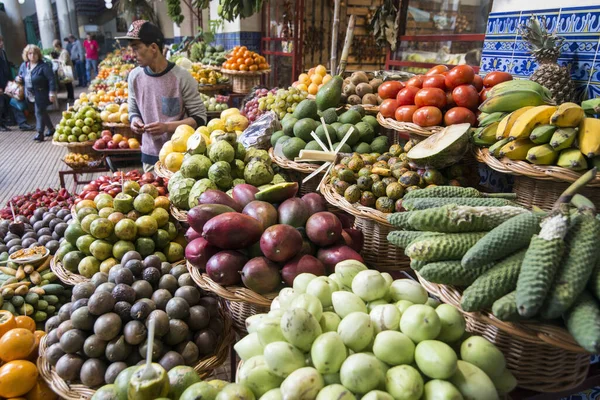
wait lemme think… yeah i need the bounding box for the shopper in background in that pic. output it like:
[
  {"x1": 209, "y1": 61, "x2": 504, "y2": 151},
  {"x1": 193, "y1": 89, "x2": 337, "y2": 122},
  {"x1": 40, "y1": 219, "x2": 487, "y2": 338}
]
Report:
[
  {"x1": 52, "y1": 40, "x2": 75, "y2": 102},
  {"x1": 117, "y1": 20, "x2": 206, "y2": 172},
  {"x1": 15, "y1": 45, "x2": 56, "y2": 142},
  {"x1": 84, "y1": 33, "x2": 99, "y2": 83},
  {"x1": 0, "y1": 35, "x2": 33, "y2": 131},
  {"x1": 69, "y1": 34, "x2": 86, "y2": 87},
  {"x1": 63, "y1": 37, "x2": 76, "y2": 81}
]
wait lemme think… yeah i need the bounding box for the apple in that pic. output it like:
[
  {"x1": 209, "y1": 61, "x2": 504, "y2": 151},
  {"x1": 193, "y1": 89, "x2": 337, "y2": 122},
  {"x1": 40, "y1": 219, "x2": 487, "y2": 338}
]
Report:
[
  {"x1": 94, "y1": 139, "x2": 106, "y2": 149},
  {"x1": 107, "y1": 141, "x2": 118, "y2": 149},
  {"x1": 88, "y1": 132, "x2": 98, "y2": 141},
  {"x1": 118, "y1": 141, "x2": 129, "y2": 149},
  {"x1": 101, "y1": 130, "x2": 112, "y2": 137}
]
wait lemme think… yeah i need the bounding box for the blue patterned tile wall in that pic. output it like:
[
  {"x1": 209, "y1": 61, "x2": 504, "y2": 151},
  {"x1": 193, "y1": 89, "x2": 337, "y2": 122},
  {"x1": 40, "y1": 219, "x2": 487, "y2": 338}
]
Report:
[
  {"x1": 480, "y1": 6, "x2": 600, "y2": 100},
  {"x1": 213, "y1": 32, "x2": 261, "y2": 52}
]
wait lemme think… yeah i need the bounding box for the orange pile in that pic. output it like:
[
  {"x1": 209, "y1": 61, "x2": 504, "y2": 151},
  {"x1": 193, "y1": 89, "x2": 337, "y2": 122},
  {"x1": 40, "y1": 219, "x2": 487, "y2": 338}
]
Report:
[{"x1": 222, "y1": 46, "x2": 270, "y2": 72}]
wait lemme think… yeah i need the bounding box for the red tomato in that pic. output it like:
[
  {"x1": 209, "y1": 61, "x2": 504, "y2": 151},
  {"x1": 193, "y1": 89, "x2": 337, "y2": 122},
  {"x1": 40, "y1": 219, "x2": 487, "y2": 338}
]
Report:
[
  {"x1": 380, "y1": 99, "x2": 399, "y2": 118},
  {"x1": 483, "y1": 71, "x2": 513, "y2": 88},
  {"x1": 479, "y1": 87, "x2": 491, "y2": 103},
  {"x1": 415, "y1": 88, "x2": 447, "y2": 109},
  {"x1": 406, "y1": 75, "x2": 425, "y2": 88},
  {"x1": 445, "y1": 65, "x2": 475, "y2": 90},
  {"x1": 446, "y1": 91, "x2": 456, "y2": 108},
  {"x1": 395, "y1": 105, "x2": 419, "y2": 122},
  {"x1": 426, "y1": 65, "x2": 449, "y2": 76},
  {"x1": 396, "y1": 86, "x2": 421, "y2": 106},
  {"x1": 444, "y1": 107, "x2": 477, "y2": 126},
  {"x1": 472, "y1": 74, "x2": 484, "y2": 92},
  {"x1": 452, "y1": 85, "x2": 479, "y2": 109},
  {"x1": 378, "y1": 81, "x2": 405, "y2": 100},
  {"x1": 422, "y1": 74, "x2": 446, "y2": 90},
  {"x1": 413, "y1": 106, "x2": 443, "y2": 127}
]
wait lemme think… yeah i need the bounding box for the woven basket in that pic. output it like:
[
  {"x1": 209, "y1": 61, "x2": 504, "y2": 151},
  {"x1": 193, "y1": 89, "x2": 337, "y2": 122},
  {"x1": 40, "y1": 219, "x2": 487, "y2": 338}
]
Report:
[
  {"x1": 52, "y1": 140, "x2": 96, "y2": 155},
  {"x1": 198, "y1": 83, "x2": 231, "y2": 95},
  {"x1": 50, "y1": 255, "x2": 90, "y2": 285},
  {"x1": 62, "y1": 156, "x2": 104, "y2": 170},
  {"x1": 376, "y1": 113, "x2": 443, "y2": 139},
  {"x1": 269, "y1": 148, "x2": 323, "y2": 196},
  {"x1": 416, "y1": 273, "x2": 591, "y2": 392},
  {"x1": 154, "y1": 161, "x2": 174, "y2": 179},
  {"x1": 170, "y1": 204, "x2": 188, "y2": 222},
  {"x1": 187, "y1": 261, "x2": 275, "y2": 334},
  {"x1": 475, "y1": 148, "x2": 600, "y2": 210},
  {"x1": 221, "y1": 69, "x2": 269, "y2": 94},
  {"x1": 320, "y1": 176, "x2": 409, "y2": 272},
  {"x1": 37, "y1": 298, "x2": 235, "y2": 400}
]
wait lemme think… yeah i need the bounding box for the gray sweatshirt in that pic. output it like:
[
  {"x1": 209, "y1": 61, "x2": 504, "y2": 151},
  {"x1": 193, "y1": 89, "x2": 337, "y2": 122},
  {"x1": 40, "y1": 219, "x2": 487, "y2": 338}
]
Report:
[
  {"x1": 70, "y1": 39, "x2": 85, "y2": 62},
  {"x1": 128, "y1": 62, "x2": 206, "y2": 164}
]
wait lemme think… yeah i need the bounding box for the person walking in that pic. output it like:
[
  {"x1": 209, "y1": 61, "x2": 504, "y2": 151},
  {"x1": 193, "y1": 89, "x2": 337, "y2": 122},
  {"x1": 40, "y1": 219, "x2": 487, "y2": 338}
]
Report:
[
  {"x1": 0, "y1": 35, "x2": 33, "y2": 131},
  {"x1": 15, "y1": 45, "x2": 56, "y2": 141},
  {"x1": 117, "y1": 20, "x2": 206, "y2": 172},
  {"x1": 53, "y1": 39, "x2": 75, "y2": 102},
  {"x1": 69, "y1": 34, "x2": 86, "y2": 87},
  {"x1": 84, "y1": 33, "x2": 99, "y2": 83}
]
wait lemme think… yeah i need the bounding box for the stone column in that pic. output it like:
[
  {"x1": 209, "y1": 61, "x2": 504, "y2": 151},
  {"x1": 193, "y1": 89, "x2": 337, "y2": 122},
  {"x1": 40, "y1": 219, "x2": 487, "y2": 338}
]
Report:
[
  {"x1": 35, "y1": 0, "x2": 56, "y2": 49},
  {"x1": 2, "y1": 0, "x2": 27, "y2": 61},
  {"x1": 66, "y1": 0, "x2": 79, "y2": 37},
  {"x1": 55, "y1": 0, "x2": 72, "y2": 42}
]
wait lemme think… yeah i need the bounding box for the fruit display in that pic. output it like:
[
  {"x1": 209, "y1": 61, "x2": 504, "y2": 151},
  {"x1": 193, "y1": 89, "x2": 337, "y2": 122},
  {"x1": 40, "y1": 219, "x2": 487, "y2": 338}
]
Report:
[
  {"x1": 0, "y1": 188, "x2": 74, "y2": 220},
  {"x1": 43, "y1": 253, "x2": 227, "y2": 387},
  {"x1": 474, "y1": 98, "x2": 600, "y2": 171},
  {"x1": 185, "y1": 186, "x2": 364, "y2": 293},
  {"x1": 257, "y1": 86, "x2": 309, "y2": 120},
  {"x1": 93, "y1": 129, "x2": 140, "y2": 151},
  {"x1": 0, "y1": 205, "x2": 74, "y2": 256},
  {"x1": 242, "y1": 87, "x2": 277, "y2": 122},
  {"x1": 231, "y1": 263, "x2": 516, "y2": 399},
  {"x1": 89, "y1": 48, "x2": 134, "y2": 96},
  {"x1": 75, "y1": 171, "x2": 167, "y2": 201},
  {"x1": 58, "y1": 186, "x2": 184, "y2": 278},
  {"x1": 341, "y1": 71, "x2": 383, "y2": 106},
  {"x1": 292, "y1": 64, "x2": 333, "y2": 96},
  {"x1": 274, "y1": 100, "x2": 384, "y2": 160},
  {"x1": 0, "y1": 312, "x2": 56, "y2": 399},
  {"x1": 379, "y1": 64, "x2": 496, "y2": 127},
  {"x1": 63, "y1": 153, "x2": 103, "y2": 169},
  {"x1": 188, "y1": 43, "x2": 227, "y2": 65},
  {"x1": 222, "y1": 46, "x2": 270, "y2": 72},
  {"x1": 189, "y1": 64, "x2": 229, "y2": 85},
  {"x1": 53, "y1": 106, "x2": 104, "y2": 143},
  {"x1": 200, "y1": 93, "x2": 229, "y2": 113},
  {"x1": 99, "y1": 102, "x2": 130, "y2": 125},
  {"x1": 387, "y1": 171, "x2": 600, "y2": 353}
]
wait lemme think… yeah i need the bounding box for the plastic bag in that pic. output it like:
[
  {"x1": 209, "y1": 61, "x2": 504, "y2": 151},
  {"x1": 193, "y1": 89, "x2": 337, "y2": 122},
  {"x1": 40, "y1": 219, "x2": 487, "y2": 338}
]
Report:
[{"x1": 238, "y1": 111, "x2": 281, "y2": 150}]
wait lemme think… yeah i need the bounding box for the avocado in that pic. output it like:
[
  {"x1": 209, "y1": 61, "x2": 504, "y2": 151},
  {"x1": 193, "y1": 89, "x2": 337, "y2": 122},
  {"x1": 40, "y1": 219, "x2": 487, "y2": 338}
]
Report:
[
  {"x1": 113, "y1": 301, "x2": 132, "y2": 323},
  {"x1": 349, "y1": 104, "x2": 366, "y2": 117},
  {"x1": 147, "y1": 309, "x2": 170, "y2": 336},
  {"x1": 315, "y1": 124, "x2": 337, "y2": 144},
  {"x1": 293, "y1": 118, "x2": 319, "y2": 142},
  {"x1": 159, "y1": 351, "x2": 186, "y2": 371},
  {"x1": 139, "y1": 338, "x2": 165, "y2": 361},
  {"x1": 175, "y1": 341, "x2": 200, "y2": 366},
  {"x1": 164, "y1": 319, "x2": 190, "y2": 346},
  {"x1": 166, "y1": 297, "x2": 191, "y2": 320},
  {"x1": 282, "y1": 137, "x2": 307, "y2": 160},
  {"x1": 88, "y1": 291, "x2": 116, "y2": 316},
  {"x1": 338, "y1": 109, "x2": 362, "y2": 125},
  {"x1": 112, "y1": 283, "x2": 136, "y2": 304},
  {"x1": 174, "y1": 286, "x2": 201, "y2": 307},
  {"x1": 105, "y1": 362, "x2": 128, "y2": 385},
  {"x1": 71, "y1": 306, "x2": 96, "y2": 330},
  {"x1": 282, "y1": 117, "x2": 298, "y2": 136},
  {"x1": 80, "y1": 358, "x2": 108, "y2": 387},
  {"x1": 336, "y1": 123, "x2": 360, "y2": 145},
  {"x1": 46, "y1": 343, "x2": 66, "y2": 366},
  {"x1": 316, "y1": 75, "x2": 343, "y2": 111},
  {"x1": 130, "y1": 301, "x2": 153, "y2": 321},
  {"x1": 106, "y1": 335, "x2": 133, "y2": 362},
  {"x1": 94, "y1": 312, "x2": 122, "y2": 341},
  {"x1": 319, "y1": 107, "x2": 339, "y2": 124},
  {"x1": 271, "y1": 131, "x2": 286, "y2": 147},
  {"x1": 158, "y1": 275, "x2": 179, "y2": 294},
  {"x1": 84, "y1": 334, "x2": 107, "y2": 358},
  {"x1": 72, "y1": 281, "x2": 96, "y2": 301},
  {"x1": 55, "y1": 353, "x2": 85, "y2": 381},
  {"x1": 292, "y1": 99, "x2": 319, "y2": 120},
  {"x1": 151, "y1": 289, "x2": 173, "y2": 310}
]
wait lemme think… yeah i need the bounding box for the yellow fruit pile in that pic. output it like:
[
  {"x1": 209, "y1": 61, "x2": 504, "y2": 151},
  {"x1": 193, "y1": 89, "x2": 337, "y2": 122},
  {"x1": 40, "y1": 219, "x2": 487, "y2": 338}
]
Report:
[
  {"x1": 100, "y1": 103, "x2": 129, "y2": 125},
  {"x1": 293, "y1": 65, "x2": 333, "y2": 95}
]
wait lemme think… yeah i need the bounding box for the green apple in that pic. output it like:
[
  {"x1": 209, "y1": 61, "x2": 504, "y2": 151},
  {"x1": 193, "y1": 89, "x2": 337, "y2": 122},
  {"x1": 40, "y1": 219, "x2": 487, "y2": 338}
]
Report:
[
  {"x1": 58, "y1": 134, "x2": 67, "y2": 142},
  {"x1": 88, "y1": 132, "x2": 98, "y2": 141},
  {"x1": 84, "y1": 117, "x2": 94, "y2": 126},
  {"x1": 82, "y1": 126, "x2": 91, "y2": 134},
  {"x1": 79, "y1": 134, "x2": 89, "y2": 142},
  {"x1": 67, "y1": 134, "x2": 77, "y2": 142},
  {"x1": 75, "y1": 119, "x2": 84, "y2": 128}
]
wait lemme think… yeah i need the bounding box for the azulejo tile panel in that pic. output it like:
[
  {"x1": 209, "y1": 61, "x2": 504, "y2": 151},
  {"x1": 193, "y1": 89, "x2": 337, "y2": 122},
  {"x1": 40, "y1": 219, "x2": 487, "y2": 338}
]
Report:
[{"x1": 480, "y1": 5, "x2": 600, "y2": 100}]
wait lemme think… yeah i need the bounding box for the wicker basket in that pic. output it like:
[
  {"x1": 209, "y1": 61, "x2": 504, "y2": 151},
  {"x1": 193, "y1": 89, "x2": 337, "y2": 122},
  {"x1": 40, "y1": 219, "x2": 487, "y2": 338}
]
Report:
[
  {"x1": 50, "y1": 255, "x2": 90, "y2": 285},
  {"x1": 52, "y1": 140, "x2": 96, "y2": 155},
  {"x1": 320, "y1": 176, "x2": 409, "y2": 272},
  {"x1": 37, "y1": 298, "x2": 235, "y2": 400},
  {"x1": 154, "y1": 160, "x2": 174, "y2": 179},
  {"x1": 221, "y1": 69, "x2": 269, "y2": 94},
  {"x1": 62, "y1": 156, "x2": 104, "y2": 170},
  {"x1": 170, "y1": 204, "x2": 188, "y2": 222},
  {"x1": 416, "y1": 272, "x2": 591, "y2": 392},
  {"x1": 269, "y1": 148, "x2": 324, "y2": 195},
  {"x1": 187, "y1": 261, "x2": 275, "y2": 334},
  {"x1": 475, "y1": 148, "x2": 600, "y2": 210},
  {"x1": 377, "y1": 112, "x2": 443, "y2": 139},
  {"x1": 197, "y1": 83, "x2": 231, "y2": 95}
]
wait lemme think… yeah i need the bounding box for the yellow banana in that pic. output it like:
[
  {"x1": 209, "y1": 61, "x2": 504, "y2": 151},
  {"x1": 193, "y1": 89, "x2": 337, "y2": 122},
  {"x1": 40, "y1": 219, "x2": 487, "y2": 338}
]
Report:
[
  {"x1": 479, "y1": 89, "x2": 549, "y2": 113},
  {"x1": 526, "y1": 144, "x2": 558, "y2": 165},
  {"x1": 557, "y1": 149, "x2": 588, "y2": 171},
  {"x1": 489, "y1": 138, "x2": 511, "y2": 157},
  {"x1": 508, "y1": 105, "x2": 558, "y2": 140},
  {"x1": 550, "y1": 102, "x2": 585, "y2": 127},
  {"x1": 549, "y1": 127, "x2": 577, "y2": 151},
  {"x1": 495, "y1": 106, "x2": 535, "y2": 140},
  {"x1": 499, "y1": 139, "x2": 537, "y2": 160},
  {"x1": 578, "y1": 117, "x2": 600, "y2": 158}
]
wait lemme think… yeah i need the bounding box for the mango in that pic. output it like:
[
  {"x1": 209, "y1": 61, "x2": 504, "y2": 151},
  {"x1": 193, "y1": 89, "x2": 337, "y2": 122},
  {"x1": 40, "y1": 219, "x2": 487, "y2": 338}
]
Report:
[
  {"x1": 316, "y1": 384, "x2": 354, "y2": 400},
  {"x1": 335, "y1": 260, "x2": 368, "y2": 287},
  {"x1": 340, "y1": 353, "x2": 385, "y2": 394},
  {"x1": 311, "y1": 332, "x2": 347, "y2": 374},
  {"x1": 390, "y1": 279, "x2": 428, "y2": 304},
  {"x1": 280, "y1": 308, "x2": 322, "y2": 351},
  {"x1": 214, "y1": 383, "x2": 255, "y2": 400},
  {"x1": 245, "y1": 313, "x2": 269, "y2": 334},
  {"x1": 233, "y1": 332, "x2": 264, "y2": 361},
  {"x1": 319, "y1": 311, "x2": 341, "y2": 332},
  {"x1": 351, "y1": 270, "x2": 388, "y2": 301},
  {"x1": 373, "y1": 331, "x2": 415, "y2": 366},
  {"x1": 386, "y1": 365, "x2": 424, "y2": 400},
  {"x1": 395, "y1": 300, "x2": 414, "y2": 315},
  {"x1": 435, "y1": 304, "x2": 466, "y2": 343},
  {"x1": 323, "y1": 373, "x2": 341, "y2": 385},
  {"x1": 422, "y1": 380, "x2": 464, "y2": 400},
  {"x1": 367, "y1": 299, "x2": 389, "y2": 312},
  {"x1": 256, "y1": 317, "x2": 285, "y2": 346},
  {"x1": 268, "y1": 309, "x2": 285, "y2": 319},
  {"x1": 263, "y1": 341, "x2": 305, "y2": 378},
  {"x1": 337, "y1": 312, "x2": 374, "y2": 352},
  {"x1": 331, "y1": 291, "x2": 367, "y2": 318},
  {"x1": 306, "y1": 277, "x2": 339, "y2": 308},
  {"x1": 460, "y1": 336, "x2": 506, "y2": 378},
  {"x1": 290, "y1": 293, "x2": 323, "y2": 321},
  {"x1": 492, "y1": 368, "x2": 517, "y2": 395},
  {"x1": 293, "y1": 273, "x2": 318, "y2": 293},
  {"x1": 280, "y1": 367, "x2": 324, "y2": 399},
  {"x1": 370, "y1": 304, "x2": 401, "y2": 333},
  {"x1": 400, "y1": 304, "x2": 441, "y2": 343},
  {"x1": 277, "y1": 288, "x2": 300, "y2": 310},
  {"x1": 259, "y1": 388, "x2": 282, "y2": 399},
  {"x1": 236, "y1": 355, "x2": 283, "y2": 398},
  {"x1": 362, "y1": 390, "x2": 395, "y2": 400},
  {"x1": 449, "y1": 361, "x2": 499, "y2": 400},
  {"x1": 415, "y1": 340, "x2": 458, "y2": 379}
]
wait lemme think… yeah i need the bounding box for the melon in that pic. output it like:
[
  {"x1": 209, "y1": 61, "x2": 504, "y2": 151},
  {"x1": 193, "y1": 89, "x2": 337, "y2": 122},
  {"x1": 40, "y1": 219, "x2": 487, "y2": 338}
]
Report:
[{"x1": 407, "y1": 123, "x2": 471, "y2": 169}]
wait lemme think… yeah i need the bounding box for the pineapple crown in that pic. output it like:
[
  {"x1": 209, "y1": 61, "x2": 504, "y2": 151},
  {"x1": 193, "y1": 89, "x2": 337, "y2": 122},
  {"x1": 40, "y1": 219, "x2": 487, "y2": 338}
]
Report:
[{"x1": 518, "y1": 15, "x2": 564, "y2": 59}]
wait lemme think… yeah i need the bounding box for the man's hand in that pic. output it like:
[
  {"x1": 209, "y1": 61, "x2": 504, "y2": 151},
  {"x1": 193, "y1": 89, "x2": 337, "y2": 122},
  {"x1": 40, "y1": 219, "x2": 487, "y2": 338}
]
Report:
[
  {"x1": 144, "y1": 122, "x2": 167, "y2": 135},
  {"x1": 131, "y1": 118, "x2": 145, "y2": 135}
]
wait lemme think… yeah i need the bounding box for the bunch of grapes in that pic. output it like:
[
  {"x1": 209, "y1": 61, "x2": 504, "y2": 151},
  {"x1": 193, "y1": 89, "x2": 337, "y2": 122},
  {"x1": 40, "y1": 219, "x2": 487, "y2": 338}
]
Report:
[
  {"x1": 258, "y1": 87, "x2": 308, "y2": 120},
  {"x1": 242, "y1": 88, "x2": 276, "y2": 122}
]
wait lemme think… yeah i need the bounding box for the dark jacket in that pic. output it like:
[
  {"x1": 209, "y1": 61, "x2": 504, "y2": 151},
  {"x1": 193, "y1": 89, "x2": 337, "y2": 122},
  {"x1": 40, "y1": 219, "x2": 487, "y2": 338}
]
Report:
[
  {"x1": 0, "y1": 49, "x2": 12, "y2": 89},
  {"x1": 18, "y1": 61, "x2": 56, "y2": 108}
]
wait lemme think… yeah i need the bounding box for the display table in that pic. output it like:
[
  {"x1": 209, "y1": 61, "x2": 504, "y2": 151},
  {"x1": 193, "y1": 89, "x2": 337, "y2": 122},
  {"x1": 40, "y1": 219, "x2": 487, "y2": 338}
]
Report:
[{"x1": 93, "y1": 149, "x2": 142, "y2": 172}]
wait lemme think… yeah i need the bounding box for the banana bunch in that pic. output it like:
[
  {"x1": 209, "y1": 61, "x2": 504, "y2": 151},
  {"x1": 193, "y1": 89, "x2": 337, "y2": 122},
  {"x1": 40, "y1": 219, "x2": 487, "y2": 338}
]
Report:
[{"x1": 479, "y1": 80, "x2": 554, "y2": 113}]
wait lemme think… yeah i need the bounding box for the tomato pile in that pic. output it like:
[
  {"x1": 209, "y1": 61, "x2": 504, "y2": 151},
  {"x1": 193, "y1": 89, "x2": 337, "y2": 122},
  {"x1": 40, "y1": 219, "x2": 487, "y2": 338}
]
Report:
[
  {"x1": 378, "y1": 65, "x2": 513, "y2": 127},
  {"x1": 0, "y1": 188, "x2": 73, "y2": 219},
  {"x1": 222, "y1": 46, "x2": 270, "y2": 72},
  {"x1": 75, "y1": 171, "x2": 168, "y2": 202}
]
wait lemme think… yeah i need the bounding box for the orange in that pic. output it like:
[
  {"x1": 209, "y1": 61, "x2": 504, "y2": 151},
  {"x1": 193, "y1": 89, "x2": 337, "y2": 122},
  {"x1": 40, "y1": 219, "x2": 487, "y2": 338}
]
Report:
[
  {"x1": 315, "y1": 64, "x2": 327, "y2": 76},
  {"x1": 239, "y1": 64, "x2": 249, "y2": 71},
  {"x1": 25, "y1": 379, "x2": 57, "y2": 400},
  {"x1": 310, "y1": 74, "x2": 323, "y2": 84},
  {"x1": 249, "y1": 65, "x2": 258, "y2": 72},
  {"x1": 0, "y1": 329, "x2": 36, "y2": 362},
  {"x1": 14, "y1": 317, "x2": 35, "y2": 333},
  {"x1": 0, "y1": 360, "x2": 38, "y2": 398},
  {"x1": 0, "y1": 312, "x2": 16, "y2": 339}
]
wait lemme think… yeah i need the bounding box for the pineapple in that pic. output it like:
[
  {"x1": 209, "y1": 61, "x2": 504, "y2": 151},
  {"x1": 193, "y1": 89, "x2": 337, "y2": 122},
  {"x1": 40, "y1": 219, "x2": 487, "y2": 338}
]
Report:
[{"x1": 519, "y1": 15, "x2": 577, "y2": 104}]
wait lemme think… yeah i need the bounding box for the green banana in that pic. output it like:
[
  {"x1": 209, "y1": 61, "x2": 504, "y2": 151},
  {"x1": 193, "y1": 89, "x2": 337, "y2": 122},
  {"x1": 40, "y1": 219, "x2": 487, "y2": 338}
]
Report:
[
  {"x1": 488, "y1": 80, "x2": 553, "y2": 99},
  {"x1": 526, "y1": 144, "x2": 559, "y2": 165},
  {"x1": 529, "y1": 124, "x2": 557, "y2": 144},
  {"x1": 582, "y1": 98, "x2": 600, "y2": 116},
  {"x1": 557, "y1": 149, "x2": 588, "y2": 171},
  {"x1": 489, "y1": 138, "x2": 511, "y2": 157},
  {"x1": 549, "y1": 127, "x2": 577, "y2": 151},
  {"x1": 472, "y1": 122, "x2": 500, "y2": 146},
  {"x1": 478, "y1": 112, "x2": 507, "y2": 127},
  {"x1": 479, "y1": 89, "x2": 550, "y2": 113}
]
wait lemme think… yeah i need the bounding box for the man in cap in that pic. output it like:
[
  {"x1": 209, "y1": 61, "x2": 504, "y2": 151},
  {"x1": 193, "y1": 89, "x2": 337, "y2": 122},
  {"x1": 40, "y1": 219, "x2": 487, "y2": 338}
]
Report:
[{"x1": 117, "y1": 20, "x2": 206, "y2": 172}]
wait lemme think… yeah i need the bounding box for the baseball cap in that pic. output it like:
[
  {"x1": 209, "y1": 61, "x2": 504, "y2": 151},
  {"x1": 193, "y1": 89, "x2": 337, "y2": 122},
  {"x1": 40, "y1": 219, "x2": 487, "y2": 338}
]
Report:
[{"x1": 116, "y1": 20, "x2": 164, "y2": 49}]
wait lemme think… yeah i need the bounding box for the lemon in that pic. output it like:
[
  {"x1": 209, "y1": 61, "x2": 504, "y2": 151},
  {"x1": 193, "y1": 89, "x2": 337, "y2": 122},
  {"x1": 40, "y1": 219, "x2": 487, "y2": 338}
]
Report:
[
  {"x1": 172, "y1": 124, "x2": 195, "y2": 152},
  {"x1": 165, "y1": 152, "x2": 184, "y2": 172},
  {"x1": 207, "y1": 118, "x2": 225, "y2": 133},
  {"x1": 159, "y1": 140, "x2": 174, "y2": 164},
  {"x1": 225, "y1": 114, "x2": 249, "y2": 133},
  {"x1": 220, "y1": 108, "x2": 240, "y2": 120},
  {"x1": 315, "y1": 65, "x2": 327, "y2": 77}
]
